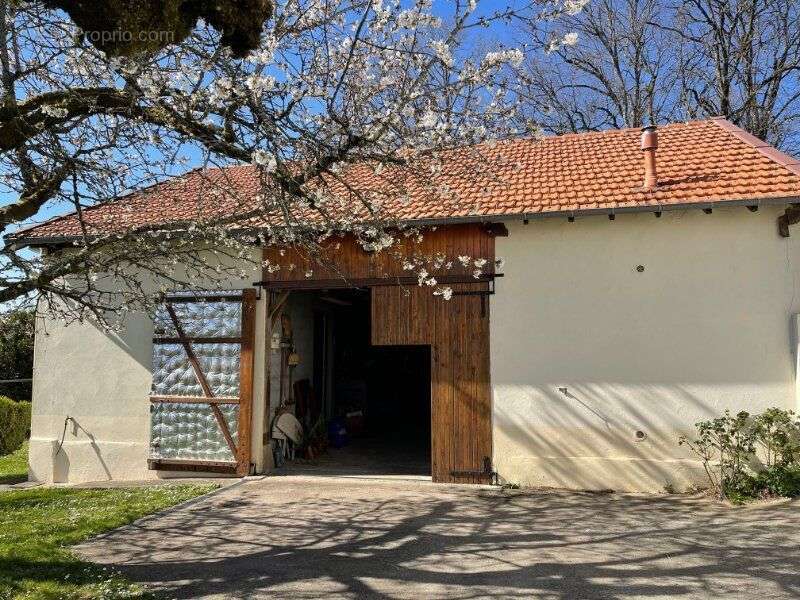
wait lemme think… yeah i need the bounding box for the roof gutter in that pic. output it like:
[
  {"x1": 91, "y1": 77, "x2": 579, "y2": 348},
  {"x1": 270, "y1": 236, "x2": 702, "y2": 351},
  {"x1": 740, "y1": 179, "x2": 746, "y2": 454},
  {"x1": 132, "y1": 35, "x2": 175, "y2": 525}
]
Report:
[
  {"x1": 10, "y1": 195, "x2": 800, "y2": 248},
  {"x1": 400, "y1": 195, "x2": 800, "y2": 228}
]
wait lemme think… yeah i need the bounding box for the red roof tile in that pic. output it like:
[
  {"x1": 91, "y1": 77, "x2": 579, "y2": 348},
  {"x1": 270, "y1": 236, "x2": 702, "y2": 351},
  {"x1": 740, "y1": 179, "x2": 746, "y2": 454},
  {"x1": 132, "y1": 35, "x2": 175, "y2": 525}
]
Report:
[{"x1": 14, "y1": 118, "x2": 800, "y2": 242}]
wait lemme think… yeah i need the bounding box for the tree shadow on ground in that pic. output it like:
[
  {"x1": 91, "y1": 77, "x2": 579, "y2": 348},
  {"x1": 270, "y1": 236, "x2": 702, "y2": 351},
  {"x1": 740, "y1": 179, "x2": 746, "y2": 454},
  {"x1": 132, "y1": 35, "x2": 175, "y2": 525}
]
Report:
[{"x1": 75, "y1": 479, "x2": 800, "y2": 599}]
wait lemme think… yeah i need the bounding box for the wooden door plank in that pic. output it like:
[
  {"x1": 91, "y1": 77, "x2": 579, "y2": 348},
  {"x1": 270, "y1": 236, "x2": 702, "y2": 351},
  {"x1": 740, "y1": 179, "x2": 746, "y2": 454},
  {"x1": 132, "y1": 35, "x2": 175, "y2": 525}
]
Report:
[
  {"x1": 433, "y1": 287, "x2": 454, "y2": 482},
  {"x1": 237, "y1": 288, "x2": 256, "y2": 476},
  {"x1": 430, "y1": 303, "x2": 444, "y2": 481},
  {"x1": 452, "y1": 287, "x2": 472, "y2": 483},
  {"x1": 477, "y1": 281, "x2": 493, "y2": 483},
  {"x1": 457, "y1": 281, "x2": 492, "y2": 484}
]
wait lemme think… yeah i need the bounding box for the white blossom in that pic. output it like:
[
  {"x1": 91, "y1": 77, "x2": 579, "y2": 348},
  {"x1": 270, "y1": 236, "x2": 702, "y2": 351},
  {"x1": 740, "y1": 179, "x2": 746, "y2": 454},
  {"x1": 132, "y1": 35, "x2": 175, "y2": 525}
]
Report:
[
  {"x1": 563, "y1": 0, "x2": 589, "y2": 16},
  {"x1": 429, "y1": 40, "x2": 454, "y2": 68},
  {"x1": 434, "y1": 287, "x2": 454, "y2": 300},
  {"x1": 41, "y1": 105, "x2": 68, "y2": 118},
  {"x1": 482, "y1": 48, "x2": 524, "y2": 69},
  {"x1": 563, "y1": 32, "x2": 579, "y2": 46},
  {"x1": 252, "y1": 149, "x2": 278, "y2": 173}
]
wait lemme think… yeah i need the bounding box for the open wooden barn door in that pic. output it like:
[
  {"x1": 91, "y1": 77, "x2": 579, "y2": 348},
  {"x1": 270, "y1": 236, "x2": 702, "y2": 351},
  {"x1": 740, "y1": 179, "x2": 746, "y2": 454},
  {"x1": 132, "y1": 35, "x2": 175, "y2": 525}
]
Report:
[
  {"x1": 371, "y1": 282, "x2": 493, "y2": 484},
  {"x1": 148, "y1": 289, "x2": 255, "y2": 475},
  {"x1": 260, "y1": 223, "x2": 502, "y2": 484}
]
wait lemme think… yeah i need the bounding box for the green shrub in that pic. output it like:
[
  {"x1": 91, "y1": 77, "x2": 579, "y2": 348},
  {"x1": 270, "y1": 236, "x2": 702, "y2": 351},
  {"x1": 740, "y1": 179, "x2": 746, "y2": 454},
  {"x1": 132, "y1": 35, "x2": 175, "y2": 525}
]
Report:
[
  {"x1": 753, "y1": 408, "x2": 800, "y2": 467},
  {"x1": 679, "y1": 410, "x2": 757, "y2": 498},
  {"x1": 0, "y1": 396, "x2": 31, "y2": 455},
  {"x1": 722, "y1": 474, "x2": 760, "y2": 505},
  {"x1": 0, "y1": 309, "x2": 34, "y2": 400},
  {"x1": 680, "y1": 408, "x2": 800, "y2": 502},
  {"x1": 754, "y1": 464, "x2": 800, "y2": 498}
]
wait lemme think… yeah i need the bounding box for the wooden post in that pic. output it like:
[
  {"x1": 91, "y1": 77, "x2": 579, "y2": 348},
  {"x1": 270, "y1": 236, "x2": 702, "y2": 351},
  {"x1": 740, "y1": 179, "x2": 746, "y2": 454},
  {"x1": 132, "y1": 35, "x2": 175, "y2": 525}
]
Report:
[{"x1": 237, "y1": 289, "x2": 257, "y2": 476}]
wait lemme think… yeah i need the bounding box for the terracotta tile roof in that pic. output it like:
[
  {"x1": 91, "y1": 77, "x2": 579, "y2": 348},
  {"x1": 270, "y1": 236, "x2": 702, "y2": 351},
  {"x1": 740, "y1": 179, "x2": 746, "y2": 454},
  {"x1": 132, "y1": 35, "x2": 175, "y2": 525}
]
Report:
[{"x1": 14, "y1": 117, "x2": 800, "y2": 242}]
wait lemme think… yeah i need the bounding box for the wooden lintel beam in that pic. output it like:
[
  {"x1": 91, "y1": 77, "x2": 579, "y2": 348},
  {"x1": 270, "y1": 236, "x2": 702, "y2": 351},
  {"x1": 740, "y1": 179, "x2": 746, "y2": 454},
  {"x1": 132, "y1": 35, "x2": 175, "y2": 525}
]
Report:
[{"x1": 256, "y1": 273, "x2": 502, "y2": 291}]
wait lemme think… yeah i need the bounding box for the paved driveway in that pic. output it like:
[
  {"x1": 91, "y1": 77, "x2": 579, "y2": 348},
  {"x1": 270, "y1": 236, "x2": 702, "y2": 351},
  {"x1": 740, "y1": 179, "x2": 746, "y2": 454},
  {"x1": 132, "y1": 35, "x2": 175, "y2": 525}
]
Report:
[{"x1": 75, "y1": 476, "x2": 800, "y2": 599}]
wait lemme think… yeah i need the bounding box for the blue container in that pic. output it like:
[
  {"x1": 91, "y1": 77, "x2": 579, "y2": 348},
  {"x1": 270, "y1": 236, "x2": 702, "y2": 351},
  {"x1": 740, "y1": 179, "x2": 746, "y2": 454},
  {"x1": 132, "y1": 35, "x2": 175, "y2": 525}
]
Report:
[{"x1": 328, "y1": 418, "x2": 349, "y2": 448}]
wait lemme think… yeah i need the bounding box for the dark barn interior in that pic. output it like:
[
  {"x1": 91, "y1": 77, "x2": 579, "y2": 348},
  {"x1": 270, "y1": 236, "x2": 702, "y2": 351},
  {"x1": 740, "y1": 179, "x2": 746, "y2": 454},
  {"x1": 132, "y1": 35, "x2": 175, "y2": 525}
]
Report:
[{"x1": 290, "y1": 289, "x2": 432, "y2": 476}]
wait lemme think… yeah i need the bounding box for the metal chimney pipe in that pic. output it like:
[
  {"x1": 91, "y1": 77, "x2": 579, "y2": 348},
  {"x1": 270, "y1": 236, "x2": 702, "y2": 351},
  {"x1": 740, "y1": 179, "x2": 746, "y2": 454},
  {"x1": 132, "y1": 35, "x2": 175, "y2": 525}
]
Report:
[{"x1": 641, "y1": 125, "x2": 658, "y2": 190}]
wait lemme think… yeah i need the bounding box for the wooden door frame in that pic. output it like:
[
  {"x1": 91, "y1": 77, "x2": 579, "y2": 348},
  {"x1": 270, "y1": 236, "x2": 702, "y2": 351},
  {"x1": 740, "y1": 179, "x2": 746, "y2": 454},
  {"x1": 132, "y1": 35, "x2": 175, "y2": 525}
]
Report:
[
  {"x1": 258, "y1": 222, "x2": 503, "y2": 483},
  {"x1": 258, "y1": 281, "x2": 495, "y2": 484},
  {"x1": 236, "y1": 288, "x2": 256, "y2": 475}
]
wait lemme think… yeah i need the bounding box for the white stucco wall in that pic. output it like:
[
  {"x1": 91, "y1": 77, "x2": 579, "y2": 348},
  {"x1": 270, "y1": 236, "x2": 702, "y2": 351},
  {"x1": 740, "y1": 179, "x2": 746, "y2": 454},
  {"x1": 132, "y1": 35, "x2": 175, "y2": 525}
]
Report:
[
  {"x1": 491, "y1": 205, "x2": 800, "y2": 492},
  {"x1": 31, "y1": 206, "x2": 800, "y2": 491},
  {"x1": 28, "y1": 250, "x2": 267, "y2": 484}
]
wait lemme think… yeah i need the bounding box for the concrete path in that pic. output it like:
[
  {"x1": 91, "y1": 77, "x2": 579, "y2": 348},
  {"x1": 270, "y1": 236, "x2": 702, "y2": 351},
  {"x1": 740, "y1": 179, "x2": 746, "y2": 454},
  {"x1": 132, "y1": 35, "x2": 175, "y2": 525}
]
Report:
[{"x1": 75, "y1": 476, "x2": 800, "y2": 599}]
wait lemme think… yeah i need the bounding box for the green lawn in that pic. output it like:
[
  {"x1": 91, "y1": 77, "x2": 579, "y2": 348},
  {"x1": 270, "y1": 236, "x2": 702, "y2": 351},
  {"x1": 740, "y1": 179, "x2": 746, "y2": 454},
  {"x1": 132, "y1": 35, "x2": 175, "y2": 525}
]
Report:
[
  {"x1": 0, "y1": 482, "x2": 217, "y2": 599},
  {"x1": 0, "y1": 442, "x2": 28, "y2": 485}
]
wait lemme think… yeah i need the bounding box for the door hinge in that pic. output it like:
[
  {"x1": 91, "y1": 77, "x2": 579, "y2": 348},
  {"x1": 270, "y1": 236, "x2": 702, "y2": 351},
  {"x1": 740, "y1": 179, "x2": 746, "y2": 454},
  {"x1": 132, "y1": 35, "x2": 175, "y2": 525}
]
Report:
[
  {"x1": 452, "y1": 280, "x2": 496, "y2": 316},
  {"x1": 450, "y1": 456, "x2": 497, "y2": 484}
]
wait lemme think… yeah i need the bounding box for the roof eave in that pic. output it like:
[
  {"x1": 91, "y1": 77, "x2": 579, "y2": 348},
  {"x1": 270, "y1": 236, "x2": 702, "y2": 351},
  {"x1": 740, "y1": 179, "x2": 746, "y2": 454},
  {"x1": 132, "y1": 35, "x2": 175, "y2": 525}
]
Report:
[
  {"x1": 11, "y1": 195, "x2": 800, "y2": 248},
  {"x1": 401, "y1": 195, "x2": 800, "y2": 227}
]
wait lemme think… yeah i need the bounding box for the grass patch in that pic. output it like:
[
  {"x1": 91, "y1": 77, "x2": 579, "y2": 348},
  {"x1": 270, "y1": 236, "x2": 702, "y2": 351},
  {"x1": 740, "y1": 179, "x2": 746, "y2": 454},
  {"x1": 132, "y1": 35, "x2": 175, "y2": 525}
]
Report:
[
  {"x1": 0, "y1": 443, "x2": 27, "y2": 485},
  {"x1": 0, "y1": 483, "x2": 217, "y2": 599}
]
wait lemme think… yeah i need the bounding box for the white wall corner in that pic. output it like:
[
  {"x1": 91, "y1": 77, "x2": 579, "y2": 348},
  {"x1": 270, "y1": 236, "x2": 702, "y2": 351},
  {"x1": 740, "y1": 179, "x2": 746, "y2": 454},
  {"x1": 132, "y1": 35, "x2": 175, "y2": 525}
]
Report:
[
  {"x1": 27, "y1": 438, "x2": 58, "y2": 483},
  {"x1": 793, "y1": 313, "x2": 800, "y2": 412}
]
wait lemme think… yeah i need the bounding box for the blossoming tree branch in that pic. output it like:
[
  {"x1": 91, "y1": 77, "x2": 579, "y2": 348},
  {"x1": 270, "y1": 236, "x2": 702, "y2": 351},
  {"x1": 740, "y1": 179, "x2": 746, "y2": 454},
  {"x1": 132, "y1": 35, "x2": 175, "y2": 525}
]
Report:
[{"x1": 0, "y1": 0, "x2": 577, "y2": 325}]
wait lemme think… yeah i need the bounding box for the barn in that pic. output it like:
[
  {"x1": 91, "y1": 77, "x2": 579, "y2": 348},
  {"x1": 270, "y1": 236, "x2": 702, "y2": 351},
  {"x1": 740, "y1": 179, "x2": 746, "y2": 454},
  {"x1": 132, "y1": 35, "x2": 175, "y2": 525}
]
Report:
[{"x1": 16, "y1": 118, "x2": 800, "y2": 491}]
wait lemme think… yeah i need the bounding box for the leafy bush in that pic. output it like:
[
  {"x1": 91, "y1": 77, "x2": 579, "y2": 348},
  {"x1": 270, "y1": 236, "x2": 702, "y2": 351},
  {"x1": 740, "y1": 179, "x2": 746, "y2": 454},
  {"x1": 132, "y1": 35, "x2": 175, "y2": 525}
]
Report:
[
  {"x1": 680, "y1": 408, "x2": 800, "y2": 503},
  {"x1": 0, "y1": 396, "x2": 31, "y2": 455},
  {"x1": 0, "y1": 309, "x2": 34, "y2": 400},
  {"x1": 753, "y1": 408, "x2": 800, "y2": 467},
  {"x1": 678, "y1": 410, "x2": 757, "y2": 497},
  {"x1": 754, "y1": 464, "x2": 800, "y2": 498}
]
